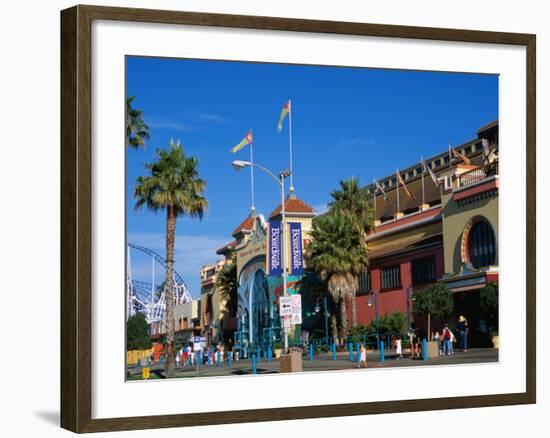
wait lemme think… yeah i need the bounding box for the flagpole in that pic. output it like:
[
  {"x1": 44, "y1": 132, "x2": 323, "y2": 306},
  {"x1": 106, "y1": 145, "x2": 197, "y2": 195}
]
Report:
[
  {"x1": 448, "y1": 143, "x2": 452, "y2": 168},
  {"x1": 396, "y1": 169, "x2": 400, "y2": 215},
  {"x1": 288, "y1": 99, "x2": 294, "y2": 193},
  {"x1": 421, "y1": 156, "x2": 425, "y2": 207},
  {"x1": 250, "y1": 130, "x2": 256, "y2": 214},
  {"x1": 373, "y1": 178, "x2": 377, "y2": 222}
]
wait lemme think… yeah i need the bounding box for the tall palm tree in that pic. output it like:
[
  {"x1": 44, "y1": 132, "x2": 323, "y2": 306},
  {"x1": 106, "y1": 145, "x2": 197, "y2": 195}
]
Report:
[
  {"x1": 126, "y1": 96, "x2": 150, "y2": 149},
  {"x1": 329, "y1": 177, "x2": 374, "y2": 326},
  {"x1": 134, "y1": 139, "x2": 207, "y2": 377},
  {"x1": 307, "y1": 211, "x2": 369, "y2": 339}
]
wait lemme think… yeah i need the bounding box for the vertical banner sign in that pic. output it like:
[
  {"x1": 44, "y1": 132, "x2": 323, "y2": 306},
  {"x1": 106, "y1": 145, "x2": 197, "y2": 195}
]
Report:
[
  {"x1": 289, "y1": 222, "x2": 304, "y2": 276},
  {"x1": 268, "y1": 220, "x2": 282, "y2": 276}
]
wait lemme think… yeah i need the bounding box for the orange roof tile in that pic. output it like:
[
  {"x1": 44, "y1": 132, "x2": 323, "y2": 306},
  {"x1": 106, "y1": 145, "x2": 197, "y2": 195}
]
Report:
[
  {"x1": 232, "y1": 215, "x2": 254, "y2": 236},
  {"x1": 269, "y1": 196, "x2": 316, "y2": 219}
]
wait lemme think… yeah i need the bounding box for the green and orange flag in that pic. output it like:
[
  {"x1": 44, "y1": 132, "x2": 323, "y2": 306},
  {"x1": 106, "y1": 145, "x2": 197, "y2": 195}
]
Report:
[
  {"x1": 276, "y1": 100, "x2": 291, "y2": 133},
  {"x1": 230, "y1": 130, "x2": 253, "y2": 153}
]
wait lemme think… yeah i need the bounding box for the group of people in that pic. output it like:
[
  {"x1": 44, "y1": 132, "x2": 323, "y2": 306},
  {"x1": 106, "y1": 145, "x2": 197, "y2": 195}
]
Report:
[
  {"x1": 432, "y1": 315, "x2": 469, "y2": 356},
  {"x1": 174, "y1": 342, "x2": 233, "y2": 368}
]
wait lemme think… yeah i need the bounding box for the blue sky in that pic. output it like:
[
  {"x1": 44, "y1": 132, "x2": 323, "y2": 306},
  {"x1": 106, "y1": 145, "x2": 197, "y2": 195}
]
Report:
[{"x1": 126, "y1": 56, "x2": 498, "y2": 297}]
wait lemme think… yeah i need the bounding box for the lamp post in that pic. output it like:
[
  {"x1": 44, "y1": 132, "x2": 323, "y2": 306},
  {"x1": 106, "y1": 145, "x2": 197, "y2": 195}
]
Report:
[
  {"x1": 232, "y1": 160, "x2": 291, "y2": 353},
  {"x1": 367, "y1": 290, "x2": 379, "y2": 348},
  {"x1": 314, "y1": 295, "x2": 329, "y2": 345}
]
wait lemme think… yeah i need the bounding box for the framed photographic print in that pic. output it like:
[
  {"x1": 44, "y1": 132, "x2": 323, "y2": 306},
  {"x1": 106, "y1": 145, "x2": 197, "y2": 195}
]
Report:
[{"x1": 60, "y1": 4, "x2": 536, "y2": 433}]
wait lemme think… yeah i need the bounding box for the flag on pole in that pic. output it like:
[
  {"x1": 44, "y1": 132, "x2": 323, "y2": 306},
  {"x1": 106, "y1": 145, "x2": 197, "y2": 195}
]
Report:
[
  {"x1": 374, "y1": 180, "x2": 389, "y2": 201},
  {"x1": 276, "y1": 100, "x2": 291, "y2": 133},
  {"x1": 422, "y1": 159, "x2": 440, "y2": 186},
  {"x1": 450, "y1": 145, "x2": 471, "y2": 165},
  {"x1": 230, "y1": 130, "x2": 253, "y2": 153},
  {"x1": 397, "y1": 171, "x2": 416, "y2": 199}
]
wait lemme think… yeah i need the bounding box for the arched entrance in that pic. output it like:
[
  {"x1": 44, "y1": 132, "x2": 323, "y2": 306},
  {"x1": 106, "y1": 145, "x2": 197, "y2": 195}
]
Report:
[{"x1": 248, "y1": 269, "x2": 270, "y2": 347}]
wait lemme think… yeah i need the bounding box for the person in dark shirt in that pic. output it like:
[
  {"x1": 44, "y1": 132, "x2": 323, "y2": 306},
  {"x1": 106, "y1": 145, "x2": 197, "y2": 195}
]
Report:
[{"x1": 457, "y1": 315, "x2": 469, "y2": 352}]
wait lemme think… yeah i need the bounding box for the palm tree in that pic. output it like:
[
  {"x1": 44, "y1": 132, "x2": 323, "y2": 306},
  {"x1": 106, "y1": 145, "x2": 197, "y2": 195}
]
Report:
[
  {"x1": 307, "y1": 210, "x2": 369, "y2": 339},
  {"x1": 328, "y1": 177, "x2": 374, "y2": 326},
  {"x1": 216, "y1": 256, "x2": 238, "y2": 321},
  {"x1": 126, "y1": 96, "x2": 150, "y2": 149},
  {"x1": 134, "y1": 139, "x2": 207, "y2": 377}
]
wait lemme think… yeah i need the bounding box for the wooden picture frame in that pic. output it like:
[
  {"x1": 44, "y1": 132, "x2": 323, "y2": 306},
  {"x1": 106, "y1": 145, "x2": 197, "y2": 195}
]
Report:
[{"x1": 60, "y1": 4, "x2": 536, "y2": 433}]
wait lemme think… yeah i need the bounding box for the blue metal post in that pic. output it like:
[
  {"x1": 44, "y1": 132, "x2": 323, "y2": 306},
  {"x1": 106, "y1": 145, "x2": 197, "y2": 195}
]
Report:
[
  {"x1": 160, "y1": 355, "x2": 164, "y2": 366},
  {"x1": 375, "y1": 291, "x2": 380, "y2": 348},
  {"x1": 257, "y1": 346, "x2": 261, "y2": 363},
  {"x1": 137, "y1": 358, "x2": 141, "y2": 368},
  {"x1": 349, "y1": 343, "x2": 354, "y2": 361},
  {"x1": 217, "y1": 351, "x2": 221, "y2": 367},
  {"x1": 332, "y1": 343, "x2": 337, "y2": 361},
  {"x1": 197, "y1": 351, "x2": 201, "y2": 369},
  {"x1": 356, "y1": 342, "x2": 360, "y2": 362},
  {"x1": 380, "y1": 341, "x2": 385, "y2": 363},
  {"x1": 267, "y1": 346, "x2": 272, "y2": 363},
  {"x1": 228, "y1": 351, "x2": 232, "y2": 368},
  {"x1": 406, "y1": 287, "x2": 411, "y2": 333},
  {"x1": 309, "y1": 344, "x2": 314, "y2": 361},
  {"x1": 423, "y1": 338, "x2": 428, "y2": 361},
  {"x1": 252, "y1": 355, "x2": 257, "y2": 374},
  {"x1": 207, "y1": 352, "x2": 211, "y2": 367}
]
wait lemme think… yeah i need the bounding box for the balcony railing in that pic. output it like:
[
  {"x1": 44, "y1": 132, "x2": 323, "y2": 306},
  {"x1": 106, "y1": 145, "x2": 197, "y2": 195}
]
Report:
[{"x1": 456, "y1": 162, "x2": 499, "y2": 189}]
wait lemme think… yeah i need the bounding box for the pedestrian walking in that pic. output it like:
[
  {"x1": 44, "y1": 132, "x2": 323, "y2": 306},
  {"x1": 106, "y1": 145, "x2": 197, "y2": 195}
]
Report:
[
  {"x1": 395, "y1": 335, "x2": 403, "y2": 359},
  {"x1": 433, "y1": 330, "x2": 441, "y2": 355},
  {"x1": 442, "y1": 324, "x2": 452, "y2": 355},
  {"x1": 358, "y1": 343, "x2": 367, "y2": 368},
  {"x1": 457, "y1": 315, "x2": 469, "y2": 352}
]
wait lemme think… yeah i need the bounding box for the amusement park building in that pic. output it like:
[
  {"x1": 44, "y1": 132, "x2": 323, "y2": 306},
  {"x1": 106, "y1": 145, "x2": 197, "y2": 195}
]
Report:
[{"x1": 354, "y1": 120, "x2": 499, "y2": 345}]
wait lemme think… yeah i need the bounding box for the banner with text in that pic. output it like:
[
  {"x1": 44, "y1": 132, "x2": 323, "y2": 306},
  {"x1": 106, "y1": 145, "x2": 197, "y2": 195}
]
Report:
[
  {"x1": 267, "y1": 220, "x2": 282, "y2": 276},
  {"x1": 289, "y1": 222, "x2": 304, "y2": 276}
]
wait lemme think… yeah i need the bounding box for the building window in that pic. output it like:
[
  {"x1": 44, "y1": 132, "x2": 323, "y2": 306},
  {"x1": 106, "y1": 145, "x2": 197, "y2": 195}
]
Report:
[
  {"x1": 468, "y1": 220, "x2": 496, "y2": 268},
  {"x1": 464, "y1": 145, "x2": 472, "y2": 154},
  {"x1": 416, "y1": 166, "x2": 422, "y2": 174},
  {"x1": 434, "y1": 159, "x2": 441, "y2": 167},
  {"x1": 357, "y1": 271, "x2": 370, "y2": 296},
  {"x1": 381, "y1": 265, "x2": 401, "y2": 290},
  {"x1": 444, "y1": 156, "x2": 450, "y2": 163},
  {"x1": 412, "y1": 256, "x2": 437, "y2": 285}
]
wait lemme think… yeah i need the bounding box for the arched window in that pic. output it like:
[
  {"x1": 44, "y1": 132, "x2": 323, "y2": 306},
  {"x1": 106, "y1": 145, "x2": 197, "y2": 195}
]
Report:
[{"x1": 467, "y1": 220, "x2": 496, "y2": 268}]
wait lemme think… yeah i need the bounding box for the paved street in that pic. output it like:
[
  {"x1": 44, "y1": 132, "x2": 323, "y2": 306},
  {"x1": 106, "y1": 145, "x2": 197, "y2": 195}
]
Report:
[{"x1": 127, "y1": 348, "x2": 498, "y2": 380}]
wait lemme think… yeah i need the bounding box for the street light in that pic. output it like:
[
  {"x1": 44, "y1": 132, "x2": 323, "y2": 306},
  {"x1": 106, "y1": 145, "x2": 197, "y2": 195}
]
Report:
[
  {"x1": 232, "y1": 160, "x2": 292, "y2": 353},
  {"x1": 367, "y1": 290, "x2": 379, "y2": 348},
  {"x1": 313, "y1": 296, "x2": 329, "y2": 345}
]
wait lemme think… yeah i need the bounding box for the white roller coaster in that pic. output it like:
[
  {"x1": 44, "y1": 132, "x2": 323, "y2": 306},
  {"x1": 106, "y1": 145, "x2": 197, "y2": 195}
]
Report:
[{"x1": 126, "y1": 243, "x2": 193, "y2": 324}]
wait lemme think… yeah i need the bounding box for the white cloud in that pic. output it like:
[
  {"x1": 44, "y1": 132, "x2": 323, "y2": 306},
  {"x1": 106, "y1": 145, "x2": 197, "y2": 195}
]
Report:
[{"x1": 147, "y1": 117, "x2": 194, "y2": 132}]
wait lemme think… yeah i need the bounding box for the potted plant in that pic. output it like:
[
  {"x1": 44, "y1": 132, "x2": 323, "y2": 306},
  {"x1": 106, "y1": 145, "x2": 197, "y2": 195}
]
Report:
[{"x1": 273, "y1": 341, "x2": 283, "y2": 359}]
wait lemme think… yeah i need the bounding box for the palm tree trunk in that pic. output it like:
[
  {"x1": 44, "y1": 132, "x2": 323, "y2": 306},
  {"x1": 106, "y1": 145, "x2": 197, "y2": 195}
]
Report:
[
  {"x1": 330, "y1": 311, "x2": 338, "y2": 344},
  {"x1": 351, "y1": 294, "x2": 357, "y2": 327},
  {"x1": 340, "y1": 298, "x2": 348, "y2": 338},
  {"x1": 164, "y1": 205, "x2": 177, "y2": 378}
]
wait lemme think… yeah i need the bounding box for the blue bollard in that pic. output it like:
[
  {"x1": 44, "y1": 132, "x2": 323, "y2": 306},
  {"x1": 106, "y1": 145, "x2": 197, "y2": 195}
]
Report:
[
  {"x1": 349, "y1": 343, "x2": 354, "y2": 362},
  {"x1": 267, "y1": 346, "x2": 272, "y2": 363},
  {"x1": 197, "y1": 351, "x2": 201, "y2": 369},
  {"x1": 228, "y1": 351, "x2": 232, "y2": 368},
  {"x1": 356, "y1": 343, "x2": 360, "y2": 362},
  {"x1": 380, "y1": 341, "x2": 385, "y2": 363},
  {"x1": 332, "y1": 343, "x2": 337, "y2": 361},
  {"x1": 136, "y1": 358, "x2": 141, "y2": 368},
  {"x1": 207, "y1": 353, "x2": 211, "y2": 367},
  {"x1": 309, "y1": 344, "x2": 314, "y2": 361},
  {"x1": 252, "y1": 355, "x2": 257, "y2": 374},
  {"x1": 217, "y1": 351, "x2": 221, "y2": 367},
  {"x1": 258, "y1": 348, "x2": 262, "y2": 363},
  {"x1": 146, "y1": 358, "x2": 151, "y2": 367},
  {"x1": 357, "y1": 346, "x2": 361, "y2": 364},
  {"x1": 423, "y1": 338, "x2": 428, "y2": 361},
  {"x1": 160, "y1": 355, "x2": 164, "y2": 365}
]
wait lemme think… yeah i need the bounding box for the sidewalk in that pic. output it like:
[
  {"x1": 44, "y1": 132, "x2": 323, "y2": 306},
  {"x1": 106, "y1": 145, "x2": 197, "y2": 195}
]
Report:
[{"x1": 127, "y1": 348, "x2": 498, "y2": 380}]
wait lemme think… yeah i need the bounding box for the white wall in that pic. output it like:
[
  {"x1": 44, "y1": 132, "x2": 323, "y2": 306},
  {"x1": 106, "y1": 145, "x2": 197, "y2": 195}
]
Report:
[{"x1": 0, "y1": 0, "x2": 547, "y2": 436}]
